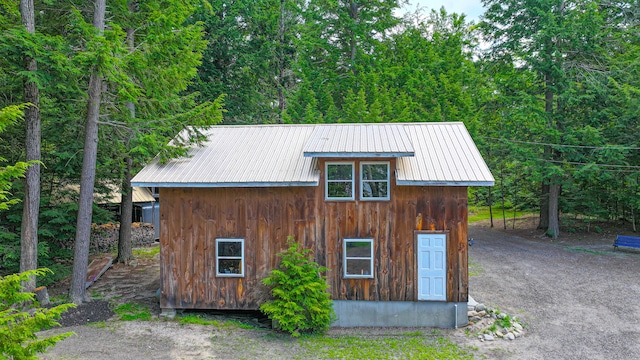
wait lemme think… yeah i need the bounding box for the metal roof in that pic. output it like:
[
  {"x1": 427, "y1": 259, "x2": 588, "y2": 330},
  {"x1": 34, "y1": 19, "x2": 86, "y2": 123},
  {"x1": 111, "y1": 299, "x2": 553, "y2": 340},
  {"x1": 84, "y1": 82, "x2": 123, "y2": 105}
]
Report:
[
  {"x1": 303, "y1": 124, "x2": 414, "y2": 157},
  {"x1": 131, "y1": 122, "x2": 494, "y2": 187},
  {"x1": 57, "y1": 183, "x2": 155, "y2": 204},
  {"x1": 131, "y1": 125, "x2": 320, "y2": 187},
  {"x1": 396, "y1": 123, "x2": 494, "y2": 186}
]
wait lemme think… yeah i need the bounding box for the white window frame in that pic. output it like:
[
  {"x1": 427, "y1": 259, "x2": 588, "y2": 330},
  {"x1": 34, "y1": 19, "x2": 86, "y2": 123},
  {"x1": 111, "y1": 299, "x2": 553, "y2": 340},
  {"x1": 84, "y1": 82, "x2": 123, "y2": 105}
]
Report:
[
  {"x1": 360, "y1": 161, "x2": 390, "y2": 201},
  {"x1": 325, "y1": 162, "x2": 355, "y2": 200},
  {"x1": 216, "y1": 238, "x2": 244, "y2": 277},
  {"x1": 343, "y1": 238, "x2": 374, "y2": 279}
]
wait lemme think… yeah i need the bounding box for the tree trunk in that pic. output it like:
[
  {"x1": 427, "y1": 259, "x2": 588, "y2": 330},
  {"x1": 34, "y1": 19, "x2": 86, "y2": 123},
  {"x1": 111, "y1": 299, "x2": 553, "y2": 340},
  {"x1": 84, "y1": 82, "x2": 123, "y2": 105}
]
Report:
[
  {"x1": 116, "y1": 9, "x2": 136, "y2": 264},
  {"x1": 19, "y1": 0, "x2": 41, "y2": 293},
  {"x1": 348, "y1": 1, "x2": 358, "y2": 72},
  {"x1": 116, "y1": 157, "x2": 134, "y2": 264},
  {"x1": 69, "y1": 0, "x2": 106, "y2": 305},
  {"x1": 539, "y1": 69, "x2": 554, "y2": 230},
  {"x1": 547, "y1": 183, "x2": 560, "y2": 239},
  {"x1": 488, "y1": 186, "x2": 494, "y2": 228},
  {"x1": 500, "y1": 164, "x2": 506, "y2": 229},
  {"x1": 538, "y1": 182, "x2": 549, "y2": 229},
  {"x1": 277, "y1": 0, "x2": 286, "y2": 122}
]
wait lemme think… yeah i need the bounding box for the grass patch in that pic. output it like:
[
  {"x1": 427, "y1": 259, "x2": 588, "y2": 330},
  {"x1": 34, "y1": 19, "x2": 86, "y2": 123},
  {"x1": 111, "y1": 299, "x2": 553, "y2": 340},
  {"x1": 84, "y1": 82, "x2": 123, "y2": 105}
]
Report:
[
  {"x1": 298, "y1": 334, "x2": 474, "y2": 359},
  {"x1": 113, "y1": 303, "x2": 152, "y2": 321},
  {"x1": 179, "y1": 314, "x2": 219, "y2": 326},
  {"x1": 220, "y1": 319, "x2": 257, "y2": 330},
  {"x1": 468, "y1": 206, "x2": 532, "y2": 223},
  {"x1": 565, "y1": 247, "x2": 610, "y2": 255},
  {"x1": 177, "y1": 314, "x2": 257, "y2": 330},
  {"x1": 88, "y1": 321, "x2": 109, "y2": 329},
  {"x1": 133, "y1": 246, "x2": 160, "y2": 259},
  {"x1": 468, "y1": 257, "x2": 483, "y2": 277}
]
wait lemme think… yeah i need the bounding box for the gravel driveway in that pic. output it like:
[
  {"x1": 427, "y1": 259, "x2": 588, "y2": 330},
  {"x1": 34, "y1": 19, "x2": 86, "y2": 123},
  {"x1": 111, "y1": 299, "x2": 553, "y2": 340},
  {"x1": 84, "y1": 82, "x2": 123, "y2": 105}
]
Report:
[{"x1": 467, "y1": 225, "x2": 640, "y2": 360}]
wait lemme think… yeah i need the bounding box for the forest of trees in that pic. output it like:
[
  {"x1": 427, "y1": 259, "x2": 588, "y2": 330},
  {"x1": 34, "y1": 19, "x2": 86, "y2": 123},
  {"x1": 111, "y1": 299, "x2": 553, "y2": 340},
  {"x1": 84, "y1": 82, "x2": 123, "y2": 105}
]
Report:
[{"x1": 0, "y1": 0, "x2": 638, "y2": 302}]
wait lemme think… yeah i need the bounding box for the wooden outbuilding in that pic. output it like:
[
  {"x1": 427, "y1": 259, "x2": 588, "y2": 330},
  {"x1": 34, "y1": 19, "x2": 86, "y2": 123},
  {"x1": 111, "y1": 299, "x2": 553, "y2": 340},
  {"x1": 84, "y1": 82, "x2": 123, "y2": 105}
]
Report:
[{"x1": 131, "y1": 122, "x2": 494, "y2": 327}]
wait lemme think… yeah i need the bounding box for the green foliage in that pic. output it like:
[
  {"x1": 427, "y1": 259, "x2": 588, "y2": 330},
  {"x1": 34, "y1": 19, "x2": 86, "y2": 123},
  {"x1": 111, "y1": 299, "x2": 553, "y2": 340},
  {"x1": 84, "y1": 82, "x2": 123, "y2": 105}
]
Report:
[
  {"x1": 498, "y1": 315, "x2": 512, "y2": 329},
  {"x1": 260, "y1": 236, "x2": 334, "y2": 337},
  {"x1": 0, "y1": 269, "x2": 75, "y2": 359},
  {"x1": 0, "y1": 105, "x2": 31, "y2": 212},
  {"x1": 113, "y1": 303, "x2": 152, "y2": 321},
  {"x1": 0, "y1": 198, "x2": 113, "y2": 279}
]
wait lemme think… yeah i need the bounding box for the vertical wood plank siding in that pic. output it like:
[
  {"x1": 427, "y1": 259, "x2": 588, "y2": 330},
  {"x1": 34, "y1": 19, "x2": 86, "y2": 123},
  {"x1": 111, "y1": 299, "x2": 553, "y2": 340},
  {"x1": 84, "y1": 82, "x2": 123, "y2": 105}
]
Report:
[{"x1": 159, "y1": 161, "x2": 469, "y2": 310}]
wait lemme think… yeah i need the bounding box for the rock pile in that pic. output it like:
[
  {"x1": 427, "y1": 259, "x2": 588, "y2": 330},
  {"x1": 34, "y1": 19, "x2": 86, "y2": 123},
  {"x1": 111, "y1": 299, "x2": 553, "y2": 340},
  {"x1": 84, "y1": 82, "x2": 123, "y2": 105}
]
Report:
[{"x1": 467, "y1": 301, "x2": 524, "y2": 341}]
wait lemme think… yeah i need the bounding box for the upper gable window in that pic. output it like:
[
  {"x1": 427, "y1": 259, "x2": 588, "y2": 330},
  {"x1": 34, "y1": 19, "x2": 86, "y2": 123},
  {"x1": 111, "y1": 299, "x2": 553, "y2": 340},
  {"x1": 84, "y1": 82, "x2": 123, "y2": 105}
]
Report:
[
  {"x1": 326, "y1": 162, "x2": 355, "y2": 200},
  {"x1": 360, "y1": 162, "x2": 390, "y2": 200}
]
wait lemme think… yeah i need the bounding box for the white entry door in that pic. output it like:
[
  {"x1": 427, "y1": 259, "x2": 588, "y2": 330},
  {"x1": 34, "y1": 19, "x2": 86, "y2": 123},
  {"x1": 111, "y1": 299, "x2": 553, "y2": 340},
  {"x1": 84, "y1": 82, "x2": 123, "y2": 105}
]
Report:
[{"x1": 417, "y1": 233, "x2": 447, "y2": 301}]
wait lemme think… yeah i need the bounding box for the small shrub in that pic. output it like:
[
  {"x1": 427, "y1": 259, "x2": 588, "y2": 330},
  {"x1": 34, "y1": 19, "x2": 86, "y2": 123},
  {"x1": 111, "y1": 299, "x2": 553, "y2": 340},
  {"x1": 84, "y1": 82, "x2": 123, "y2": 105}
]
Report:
[
  {"x1": 0, "y1": 268, "x2": 75, "y2": 359},
  {"x1": 260, "y1": 236, "x2": 335, "y2": 337}
]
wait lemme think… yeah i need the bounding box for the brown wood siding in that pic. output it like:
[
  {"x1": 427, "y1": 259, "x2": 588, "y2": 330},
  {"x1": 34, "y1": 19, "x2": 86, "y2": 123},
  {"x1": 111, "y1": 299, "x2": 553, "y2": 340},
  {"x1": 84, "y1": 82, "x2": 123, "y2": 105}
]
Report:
[{"x1": 159, "y1": 159, "x2": 469, "y2": 310}]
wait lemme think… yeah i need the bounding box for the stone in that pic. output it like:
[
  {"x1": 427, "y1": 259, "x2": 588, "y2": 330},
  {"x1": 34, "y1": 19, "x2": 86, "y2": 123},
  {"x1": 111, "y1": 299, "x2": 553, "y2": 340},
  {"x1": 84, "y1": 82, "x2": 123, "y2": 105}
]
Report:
[
  {"x1": 160, "y1": 308, "x2": 176, "y2": 319},
  {"x1": 497, "y1": 313, "x2": 506, "y2": 319},
  {"x1": 506, "y1": 333, "x2": 515, "y2": 340},
  {"x1": 475, "y1": 304, "x2": 486, "y2": 312},
  {"x1": 483, "y1": 334, "x2": 495, "y2": 341},
  {"x1": 514, "y1": 331, "x2": 522, "y2": 338},
  {"x1": 469, "y1": 316, "x2": 482, "y2": 323},
  {"x1": 34, "y1": 286, "x2": 50, "y2": 306},
  {"x1": 501, "y1": 328, "x2": 509, "y2": 335},
  {"x1": 468, "y1": 310, "x2": 479, "y2": 317},
  {"x1": 513, "y1": 322, "x2": 523, "y2": 331},
  {"x1": 477, "y1": 310, "x2": 487, "y2": 317}
]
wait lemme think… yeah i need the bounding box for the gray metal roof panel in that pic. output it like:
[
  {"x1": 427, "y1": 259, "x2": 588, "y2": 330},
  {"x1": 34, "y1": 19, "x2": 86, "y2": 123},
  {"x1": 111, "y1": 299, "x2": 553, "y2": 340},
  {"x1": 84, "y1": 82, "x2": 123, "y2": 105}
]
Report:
[
  {"x1": 395, "y1": 123, "x2": 495, "y2": 185},
  {"x1": 131, "y1": 125, "x2": 319, "y2": 187}
]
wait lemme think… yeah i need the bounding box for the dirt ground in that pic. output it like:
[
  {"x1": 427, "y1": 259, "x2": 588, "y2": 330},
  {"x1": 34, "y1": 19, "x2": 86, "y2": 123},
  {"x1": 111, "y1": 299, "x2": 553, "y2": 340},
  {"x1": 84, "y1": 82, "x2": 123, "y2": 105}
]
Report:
[{"x1": 42, "y1": 217, "x2": 640, "y2": 359}]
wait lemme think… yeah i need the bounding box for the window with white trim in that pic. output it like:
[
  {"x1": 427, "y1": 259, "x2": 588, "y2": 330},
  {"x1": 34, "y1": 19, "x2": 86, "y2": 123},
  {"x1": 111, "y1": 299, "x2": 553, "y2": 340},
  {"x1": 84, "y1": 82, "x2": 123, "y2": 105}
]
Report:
[
  {"x1": 344, "y1": 239, "x2": 374, "y2": 278},
  {"x1": 360, "y1": 162, "x2": 390, "y2": 200},
  {"x1": 216, "y1": 238, "x2": 244, "y2": 277},
  {"x1": 326, "y1": 162, "x2": 354, "y2": 200}
]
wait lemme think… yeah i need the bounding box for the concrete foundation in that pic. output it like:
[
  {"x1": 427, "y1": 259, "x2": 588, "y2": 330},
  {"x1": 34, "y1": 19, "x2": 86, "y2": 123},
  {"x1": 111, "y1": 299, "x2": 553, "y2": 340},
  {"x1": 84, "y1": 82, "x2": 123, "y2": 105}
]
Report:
[{"x1": 331, "y1": 300, "x2": 468, "y2": 328}]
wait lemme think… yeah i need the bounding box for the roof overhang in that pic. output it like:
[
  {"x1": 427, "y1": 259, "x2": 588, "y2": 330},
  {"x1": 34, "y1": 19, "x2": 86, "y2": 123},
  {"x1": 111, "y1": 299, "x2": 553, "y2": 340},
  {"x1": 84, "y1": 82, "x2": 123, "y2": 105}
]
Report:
[
  {"x1": 303, "y1": 151, "x2": 414, "y2": 158},
  {"x1": 130, "y1": 181, "x2": 319, "y2": 188},
  {"x1": 396, "y1": 180, "x2": 496, "y2": 187}
]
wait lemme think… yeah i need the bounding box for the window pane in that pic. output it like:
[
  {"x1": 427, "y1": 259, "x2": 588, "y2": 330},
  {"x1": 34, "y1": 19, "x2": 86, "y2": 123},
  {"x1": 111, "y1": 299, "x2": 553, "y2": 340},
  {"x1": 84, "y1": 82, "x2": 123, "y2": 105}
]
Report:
[
  {"x1": 328, "y1": 182, "x2": 352, "y2": 198},
  {"x1": 362, "y1": 164, "x2": 388, "y2": 180},
  {"x1": 327, "y1": 164, "x2": 353, "y2": 180},
  {"x1": 346, "y1": 241, "x2": 371, "y2": 257},
  {"x1": 362, "y1": 181, "x2": 388, "y2": 198},
  {"x1": 346, "y1": 259, "x2": 371, "y2": 276},
  {"x1": 218, "y1": 241, "x2": 241, "y2": 257},
  {"x1": 218, "y1": 259, "x2": 242, "y2": 274}
]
